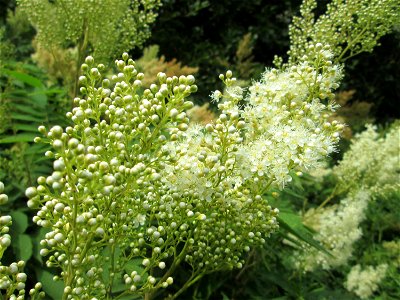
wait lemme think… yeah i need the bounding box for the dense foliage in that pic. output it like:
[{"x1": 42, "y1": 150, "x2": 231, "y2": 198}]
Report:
[{"x1": 0, "y1": 0, "x2": 399, "y2": 299}]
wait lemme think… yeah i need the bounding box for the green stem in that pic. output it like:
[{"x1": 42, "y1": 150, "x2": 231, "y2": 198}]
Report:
[
  {"x1": 72, "y1": 19, "x2": 90, "y2": 101},
  {"x1": 317, "y1": 184, "x2": 338, "y2": 210},
  {"x1": 146, "y1": 238, "x2": 191, "y2": 300},
  {"x1": 107, "y1": 243, "x2": 117, "y2": 299},
  {"x1": 337, "y1": 26, "x2": 368, "y2": 63},
  {"x1": 168, "y1": 273, "x2": 204, "y2": 300}
]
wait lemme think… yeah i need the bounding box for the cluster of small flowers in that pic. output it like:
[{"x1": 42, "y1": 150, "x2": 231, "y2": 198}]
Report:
[
  {"x1": 345, "y1": 264, "x2": 388, "y2": 299},
  {"x1": 0, "y1": 182, "x2": 44, "y2": 299},
  {"x1": 293, "y1": 122, "x2": 400, "y2": 272},
  {"x1": 333, "y1": 123, "x2": 400, "y2": 196},
  {"x1": 286, "y1": 0, "x2": 399, "y2": 64},
  {"x1": 18, "y1": 0, "x2": 161, "y2": 62},
  {"x1": 25, "y1": 47, "x2": 343, "y2": 298},
  {"x1": 26, "y1": 54, "x2": 202, "y2": 298},
  {"x1": 295, "y1": 190, "x2": 370, "y2": 271},
  {"x1": 162, "y1": 72, "x2": 279, "y2": 271},
  {"x1": 382, "y1": 240, "x2": 400, "y2": 267},
  {"x1": 241, "y1": 44, "x2": 343, "y2": 187}
]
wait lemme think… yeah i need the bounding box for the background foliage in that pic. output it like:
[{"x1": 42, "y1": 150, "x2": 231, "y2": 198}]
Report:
[{"x1": 0, "y1": 0, "x2": 399, "y2": 299}]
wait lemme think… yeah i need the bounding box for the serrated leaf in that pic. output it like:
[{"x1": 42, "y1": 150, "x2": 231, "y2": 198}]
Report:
[
  {"x1": 36, "y1": 269, "x2": 64, "y2": 299},
  {"x1": 10, "y1": 211, "x2": 28, "y2": 233},
  {"x1": 14, "y1": 234, "x2": 33, "y2": 261}
]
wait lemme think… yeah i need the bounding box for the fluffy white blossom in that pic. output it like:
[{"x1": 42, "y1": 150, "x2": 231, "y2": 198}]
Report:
[
  {"x1": 295, "y1": 190, "x2": 370, "y2": 271},
  {"x1": 345, "y1": 264, "x2": 388, "y2": 299},
  {"x1": 334, "y1": 123, "x2": 400, "y2": 196},
  {"x1": 240, "y1": 46, "x2": 343, "y2": 187}
]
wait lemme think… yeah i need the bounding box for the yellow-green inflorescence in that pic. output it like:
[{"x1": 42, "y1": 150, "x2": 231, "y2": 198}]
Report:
[
  {"x1": 282, "y1": 0, "x2": 399, "y2": 66},
  {"x1": 26, "y1": 47, "x2": 343, "y2": 299},
  {"x1": 17, "y1": 0, "x2": 161, "y2": 63}
]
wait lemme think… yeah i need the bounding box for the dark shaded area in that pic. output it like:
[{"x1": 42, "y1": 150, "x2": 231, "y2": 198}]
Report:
[
  {"x1": 3, "y1": 0, "x2": 399, "y2": 122},
  {"x1": 341, "y1": 32, "x2": 400, "y2": 123},
  {"x1": 145, "y1": 0, "x2": 302, "y2": 102},
  {"x1": 145, "y1": 0, "x2": 399, "y2": 123},
  {"x1": 0, "y1": 0, "x2": 15, "y2": 21}
]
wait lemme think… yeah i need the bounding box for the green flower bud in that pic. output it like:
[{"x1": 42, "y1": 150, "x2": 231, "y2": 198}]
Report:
[
  {"x1": 25, "y1": 187, "x2": 38, "y2": 198},
  {"x1": 85, "y1": 56, "x2": 94, "y2": 65}
]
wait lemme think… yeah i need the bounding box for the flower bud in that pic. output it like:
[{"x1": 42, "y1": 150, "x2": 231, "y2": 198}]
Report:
[
  {"x1": 25, "y1": 187, "x2": 37, "y2": 198},
  {"x1": 0, "y1": 194, "x2": 8, "y2": 205},
  {"x1": 85, "y1": 56, "x2": 94, "y2": 65},
  {"x1": 122, "y1": 52, "x2": 129, "y2": 61}
]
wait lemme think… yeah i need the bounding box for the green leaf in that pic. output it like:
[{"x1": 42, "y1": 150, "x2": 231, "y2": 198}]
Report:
[
  {"x1": 114, "y1": 294, "x2": 142, "y2": 300},
  {"x1": 282, "y1": 188, "x2": 306, "y2": 200},
  {"x1": 24, "y1": 143, "x2": 50, "y2": 154},
  {"x1": 30, "y1": 88, "x2": 48, "y2": 107},
  {"x1": 122, "y1": 258, "x2": 148, "y2": 287},
  {"x1": 277, "y1": 212, "x2": 332, "y2": 256},
  {"x1": 306, "y1": 287, "x2": 358, "y2": 300},
  {"x1": 10, "y1": 112, "x2": 44, "y2": 122},
  {"x1": 14, "y1": 234, "x2": 33, "y2": 261},
  {"x1": 124, "y1": 258, "x2": 144, "y2": 275},
  {"x1": 112, "y1": 281, "x2": 127, "y2": 294},
  {"x1": 10, "y1": 211, "x2": 28, "y2": 233},
  {"x1": 13, "y1": 124, "x2": 41, "y2": 133},
  {"x1": 289, "y1": 171, "x2": 305, "y2": 191},
  {"x1": 36, "y1": 269, "x2": 64, "y2": 299},
  {"x1": 101, "y1": 246, "x2": 122, "y2": 285},
  {"x1": 32, "y1": 227, "x2": 50, "y2": 263},
  {"x1": 0, "y1": 133, "x2": 37, "y2": 143},
  {"x1": 257, "y1": 271, "x2": 297, "y2": 297},
  {"x1": 3, "y1": 69, "x2": 44, "y2": 88},
  {"x1": 13, "y1": 103, "x2": 46, "y2": 117},
  {"x1": 221, "y1": 292, "x2": 230, "y2": 300}
]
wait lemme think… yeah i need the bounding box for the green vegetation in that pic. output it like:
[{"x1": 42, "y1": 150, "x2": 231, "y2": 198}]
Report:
[{"x1": 0, "y1": 0, "x2": 398, "y2": 299}]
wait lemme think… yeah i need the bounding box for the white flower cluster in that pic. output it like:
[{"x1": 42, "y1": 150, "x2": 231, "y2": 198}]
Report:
[
  {"x1": 25, "y1": 47, "x2": 344, "y2": 298},
  {"x1": 295, "y1": 190, "x2": 370, "y2": 271},
  {"x1": 345, "y1": 264, "x2": 388, "y2": 299},
  {"x1": 294, "y1": 122, "x2": 400, "y2": 272},
  {"x1": 334, "y1": 123, "x2": 400, "y2": 196},
  {"x1": 382, "y1": 240, "x2": 400, "y2": 267},
  {"x1": 162, "y1": 76, "x2": 279, "y2": 271},
  {"x1": 241, "y1": 44, "x2": 343, "y2": 187}
]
